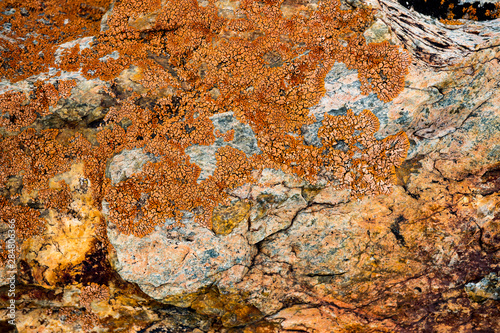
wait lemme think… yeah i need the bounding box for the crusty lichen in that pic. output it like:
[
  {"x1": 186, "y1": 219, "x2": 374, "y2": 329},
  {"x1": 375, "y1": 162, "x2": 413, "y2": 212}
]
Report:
[
  {"x1": 318, "y1": 109, "x2": 410, "y2": 196},
  {"x1": 79, "y1": 283, "x2": 110, "y2": 308},
  {"x1": 0, "y1": 0, "x2": 109, "y2": 82},
  {"x1": 0, "y1": 0, "x2": 410, "y2": 239}
]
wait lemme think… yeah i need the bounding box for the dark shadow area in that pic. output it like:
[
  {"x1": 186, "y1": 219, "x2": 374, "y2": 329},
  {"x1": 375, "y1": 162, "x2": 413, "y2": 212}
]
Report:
[{"x1": 399, "y1": 0, "x2": 500, "y2": 21}]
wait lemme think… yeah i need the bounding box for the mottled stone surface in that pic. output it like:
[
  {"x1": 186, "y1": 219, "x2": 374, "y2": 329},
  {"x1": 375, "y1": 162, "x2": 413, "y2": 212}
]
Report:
[
  {"x1": 465, "y1": 273, "x2": 500, "y2": 302},
  {"x1": 246, "y1": 183, "x2": 307, "y2": 245},
  {"x1": 212, "y1": 200, "x2": 252, "y2": 236},
  {"x1": 222, "y1": 2, "x2": 500, "y2": 330},
  {"x1": 107, "y1": 211, "x2": 256, "y2": 300},
  {"x1": 0, "y1": 162, "x2": 100, "y2": 288},
  {"x1": 46, "y1": 79, "x2": 111, "y2": 126},
  {"x1": 2, "y1": 0, "x2": 500, "y2": 332}
]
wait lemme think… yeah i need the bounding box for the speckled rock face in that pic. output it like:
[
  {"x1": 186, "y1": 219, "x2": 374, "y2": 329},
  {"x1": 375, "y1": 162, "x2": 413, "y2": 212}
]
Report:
[
  {"x1": 106, "y1": 210, "x2": 256, "y2": 301},
  {"x1": 103, "y1": 148, "x2": 310, "y2": 303}
]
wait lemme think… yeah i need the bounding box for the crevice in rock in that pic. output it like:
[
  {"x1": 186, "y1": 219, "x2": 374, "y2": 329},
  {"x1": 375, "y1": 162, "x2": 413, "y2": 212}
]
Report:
[{"x1": 390, "y1": 215, "x2": 407, "y2": 247}]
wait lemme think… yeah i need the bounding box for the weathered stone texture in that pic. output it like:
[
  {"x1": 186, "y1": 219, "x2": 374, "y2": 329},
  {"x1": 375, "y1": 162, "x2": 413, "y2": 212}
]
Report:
[{"x1": 1, "y1": 0, "x2": 500, "y2": 332}]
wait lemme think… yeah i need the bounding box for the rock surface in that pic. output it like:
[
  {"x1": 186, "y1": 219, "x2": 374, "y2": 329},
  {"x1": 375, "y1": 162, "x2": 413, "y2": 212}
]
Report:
[
  {"x1": 107, "y1": 209, "x2": 255, "y2": 301},
  {"x1": 105, "y1": 7, "x2": 500, "y2": 327},
  {"x1": 1, "y1": 0, "x2": 499, "y2": 332}
]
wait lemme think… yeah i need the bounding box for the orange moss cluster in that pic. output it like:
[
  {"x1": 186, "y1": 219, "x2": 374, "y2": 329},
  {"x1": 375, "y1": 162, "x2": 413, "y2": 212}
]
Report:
[{"x1": 0, "y1": 0, "x2": 411, "y2": 238}]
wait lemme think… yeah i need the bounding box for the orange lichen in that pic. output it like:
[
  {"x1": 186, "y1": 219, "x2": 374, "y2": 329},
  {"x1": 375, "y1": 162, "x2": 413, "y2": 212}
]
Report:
[
  {"x1": 223, "y1": 129, "x2": 235, "y2": 142},
  {"x1": 338, "y1": 38, "x2": 411, "y2": 102},
  {"x1": 0, "y1": 197, "x2": 45, "y2": 240},
  {"x1": 79, "y1": 283, "x2": 110, "y2": 308},
  {"x1": 485, "y1": 4, "x2": 500, "y2": 18},
  {"x1": 0, "y1": 128, "x2": 71, "y2": 192},
  {"x1": 0, "y1": 0, "x2": 110, "y2": 82},
  {"x1": 105, "y1": 151, "x2": 203, "y2": 236},
  {"x1": 0, "y1": 0, "x2": 411, "y2": 239},
  {"x1": 463, "y1": 5, "x2": 478, "y2": 20},
  {"x1": 0, "y1": 240, "x2": 7, "y2": 262},
  {"x1": 0, "y1": 91, "x2": 37, "y2": 132},
  {"x1": 38, "y1": 181, "x2": 72, "y2": 213},
  {"x1": 58, "y1": 307, "x2": 102, "y2": 333},
  {"x1": 314, "y1": 109, "x2": 409, "y2": 195},
  {"x1": 0, "y1": 80, "x2": 80, "y2": 132},
  {"x1": 57, "y1": 80, "x2": 78, "y2": 99},
  {"x1": 439, "y1": 18, "x2": 464, "y2": 25}
]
